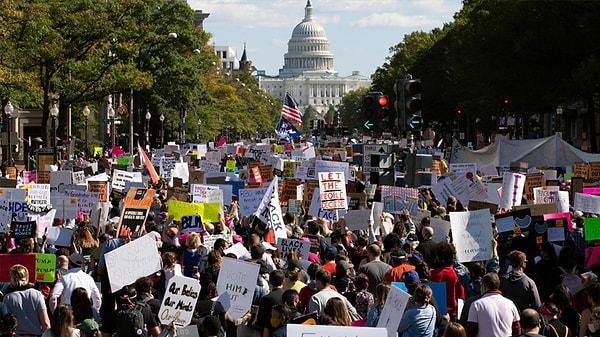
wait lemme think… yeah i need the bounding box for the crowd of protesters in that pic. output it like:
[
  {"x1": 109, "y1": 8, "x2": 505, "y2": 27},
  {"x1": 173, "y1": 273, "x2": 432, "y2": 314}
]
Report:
[{"x1": 1, "y1": 169, "x2": 600, "y2": 337}]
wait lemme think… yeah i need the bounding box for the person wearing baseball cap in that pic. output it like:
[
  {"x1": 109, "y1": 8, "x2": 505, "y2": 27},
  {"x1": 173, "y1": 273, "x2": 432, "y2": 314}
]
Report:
[{"x1": 76, "y1": 319, "x2": 99, "y2": 337}]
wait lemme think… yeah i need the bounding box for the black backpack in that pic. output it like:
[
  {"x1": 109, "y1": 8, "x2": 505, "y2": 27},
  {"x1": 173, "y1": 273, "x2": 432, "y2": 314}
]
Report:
[{"x1": 115, "y1": 302, "x2": 148, "y2": 337}]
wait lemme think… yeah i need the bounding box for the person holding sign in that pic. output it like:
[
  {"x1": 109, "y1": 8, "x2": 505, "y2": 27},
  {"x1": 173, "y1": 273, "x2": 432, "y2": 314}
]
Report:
[{"x1": 397, "y1": 285, "x2": 437, "y2": 337}]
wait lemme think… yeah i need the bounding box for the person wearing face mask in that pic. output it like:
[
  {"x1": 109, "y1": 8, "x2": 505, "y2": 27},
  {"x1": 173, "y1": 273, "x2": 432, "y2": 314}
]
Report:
[{"x1": 269, "y1": 305, "x2": 291, "y2": 337}]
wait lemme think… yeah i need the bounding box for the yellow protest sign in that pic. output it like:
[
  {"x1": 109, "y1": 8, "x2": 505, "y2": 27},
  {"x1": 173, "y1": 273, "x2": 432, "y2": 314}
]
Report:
[
  {"x1": 36, "y1": 253, "x2": 56, "y2": 283},
  {"x1": 226, "y1": 160, "x2": 237, "y2": 172},
  {"x1": 167, "y1": 200, "x2": 221, "y2": 223}
]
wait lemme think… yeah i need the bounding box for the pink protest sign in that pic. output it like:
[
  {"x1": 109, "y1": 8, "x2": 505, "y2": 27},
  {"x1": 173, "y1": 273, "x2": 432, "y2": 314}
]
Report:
[
  {"x1": 583, "y1": 187, "x2": 600, "y2": 195},
  {"x1": 543, "y1": 212, "x2": 572, "y2": 232}
]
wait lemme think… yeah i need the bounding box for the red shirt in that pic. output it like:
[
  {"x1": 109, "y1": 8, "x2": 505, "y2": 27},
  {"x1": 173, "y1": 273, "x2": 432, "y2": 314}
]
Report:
[
  {"x1": 430, "y1": 266, "x2": 465, "y2": 317},
  {"x1": 383, "y1": 263, "x2": 415, "y2": 283},
  {"x1": 323, "y1": 261, "x2": 336, "y2": 274}
]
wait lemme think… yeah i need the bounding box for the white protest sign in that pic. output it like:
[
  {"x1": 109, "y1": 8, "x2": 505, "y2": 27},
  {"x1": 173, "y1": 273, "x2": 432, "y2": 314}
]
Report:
[
  {"x1": 314, "y1": 160, "x2": 350, "y2": 184},
  {"x1": 159, "y1": 275, "x2": 200, "y2": 326},
  {"x1": 307, "y1": 188, "x2": 348, "y2": 222},
  {"x1": 256, "y1": 179, "x2": 287, "y2": 242},
  {"x1": 287, "y1": 324, "x2": 386, "y2": 337},
  {"x1": 36, "y1": 209, "x2": 57, "y2": 238},
  {"x1": 50, "y1": 171, "x2": 72, "y2": 190},
  {"x1": 556, "y1": 191, "x2": 570, "y2": 213},
  {"x1": 449, "y1": 163, "x2": 478, "y2": 181},
  {"x1": 112, "y1": 169, "x2": 142, "y2": 191},
  {"x1": 50, "y1": 196, "x2": 78, "y2": 220},
  {"x1": 203, "y1": 234, "x2": 232, "y2": 251},
  {"x1": 0, "y1": 188, "x2": 26, "y2": 201},
  {"x1": 318, "y1": 171, "x2": 348, "y2": 210},
  {"x1": 176, "y1": 325, "x2": 199, "y2": 337},
  {"x1": 450, "y1": 209, "x2": 493, "y2": 262},
  {"x1": 499, "y1": 172, "x2": 526, "y2": 210},
  {"x1": 72, "y1": 171, "x2": 86, "y2": 185},
  {"x1": 160, "y1": 157, "x2": 177, "y2": 179},
  {"x1": 238, "y1": 187, "x2": 268, "y2": 216},
  {"x1": 343, "y1": 209, "x2": 371, "y2": 231},
  {"x1": 377, "y1": 284, "x2": 411, "y2": 337},
  {"x1": 27, "y1": 184, "x2": 52, "y2": 212},
  {"x1": 216, "y1": 257, "x2": 260, "y2": 320},
  {"x1": 46, "y1": 227, "x2": 73, "y2": 247},
  {"x1": 277, "y1": 238, "x2": 310, "y2": 260},
  {"x1": 89, "y1": 202, "x2": 111, "y2": 233},
  {"x1": 574, "y1": 193, "x2": 600, "y2": 214},
  {"x1": 223, "y1": 242, "x2": 249, "y2": 259},
  {"x1": 105, "y1": 233, "x2": 161, "y2": 293},
  {"x1": 429, "y1": 217, "x2": 451, "y2": 243},
  {"x1": 64, "y1": 190, "x2": 99, "y2": 215},
  {"x1": 172, "y1": 162, "x2": 189, "y2": 184},
  {"x1": 0, "y1": 200, "x2": 28, "y2": 233},
  {"x1": 533, "y1": 186, "x2": 560, "y2": 204}
]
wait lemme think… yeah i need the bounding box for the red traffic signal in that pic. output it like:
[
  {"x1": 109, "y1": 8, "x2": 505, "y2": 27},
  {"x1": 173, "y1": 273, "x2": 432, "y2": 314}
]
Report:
[{"x1": 378, "y1": 95, "x2": 389, "y2": 107}]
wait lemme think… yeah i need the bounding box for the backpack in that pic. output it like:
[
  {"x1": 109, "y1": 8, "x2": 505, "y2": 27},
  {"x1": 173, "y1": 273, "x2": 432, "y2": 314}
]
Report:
[
  {"x1": 559, "y1": 266, "x2": 583, "y2": 294},
  {"x1": 115, "y1": 302, "x2": 148, "y2": 337},
  {"x1": 196, "y1": 301, "x2": 225, "y2": 337}
]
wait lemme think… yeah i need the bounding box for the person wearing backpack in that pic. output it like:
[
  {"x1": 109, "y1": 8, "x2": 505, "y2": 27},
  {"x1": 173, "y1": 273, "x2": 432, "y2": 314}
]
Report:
[{"x1": 100, "y1": 285, "x2": 160, "y2": 337}]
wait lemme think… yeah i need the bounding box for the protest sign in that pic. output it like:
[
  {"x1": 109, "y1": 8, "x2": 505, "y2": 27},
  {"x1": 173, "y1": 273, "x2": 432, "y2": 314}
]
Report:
[
  {"x1": 430, "y1": 217, "x2": 451, "y2": 243},
  {"x1": 342, "y1": 209, "x2": 371, "y2": 231},
  {"x1": 238, "y1": 187, "x2": 268, "y2": 217},
  {"x1": 124, "y1": 188, "x2": 156, "y2": 209},
  {"x1": 216, "y1": 257, "x2": 260, "y2": 320},
  {"x1": 574, "y1": 192, "x2": 600, "y2": 214},
  {"x1": 27, "y1": 184, "x2": 52, "y2": 213},
  {"x1": 88, "y1": 181, "x2": 109, "y2": 202},
  {"x1": 0, "y1": 254, "x2": 36, "y2": 282},
  {"x1": 499, "y1": 172, "x2": 526, "y2": 210},
  {"x1": 51, "y1": 196, "x2": 78, "y2": 220},
  {"x1": 318, "y1": 171, "x2": 347, "y2": 210},
  {"x1": 256, "y1": 179, "x2": 286, "y2": 242},
  {"x1": 36, "y1": 253, "x2": 56, "y2": 282},
  {"x1": 23, "y1": 170, "x2": 37, "y2": 184},
  {"x1": 544, "y1": 212, "x2": 572, "y2": 233},
  {"x1": 450, "y1": 209, "x2": 493, "y2": 262},
  {"x1": 494, "y1": 209, "x2": 532, "y2": 234},
  {"x1": 586, "y1": 246, "x2": 600, "y2": 267},
  {"x1": 159, "y1": 275, "x2": 200, "y2": 326},
  {"x1": 223, "y1": 243, "x2": 249, "y2": 259},
  {"x1": 203, "y1": 234, "x2": 232, "y2": 251},
  {"x1": 524, "y1": 173, "x2": 544, "y2": 202},
  {"x1": 117, "y1": 207, "x2": 149, "y2": 239},
  {"x1": 176, "y1": 326, "x2": 199, "y2": 337},
  {"x1": 105, "y1": 233, "x2": 161, "y2": 293},
  {"x1": 377, "y1": 284, "x2": 411, "y2": 337},
  {"x1": 72, "y1": 171, "x2": 85, "y2": 185},
  {"x1": 307, "y1": 188, "x2": 349, "y2": 222},
  {"x1": 64, "y1": 190, "x2": 99, "y2": 216},
  {"x1": 287, "y1": 324, "x2": 385, "y2": 337},
  {"x1": 36, "y1": 209, "x2": 57, "y2": 237},
  {"x1": 12, "y1": 221, "x2": 36, "y2": 239},
  {"x1": 0, "y1": 188, "x2": 26, "y2": 201},
  {"x1": 50, "y1": 171, "x2": 72, "y2": 190},
  {"x1": 112, "y1": 169, "x2": 142, "y2": 191},
  {"x1": 585, "y1": 217, "x2": 600, "y2": 241},
  {"x1": 46, "y1": 227, "x2": 73, "y2": 246},
  {"x1": 180, "y1": 215, "x2": 202, "y2": 233},
  {"x1": 0, "y1": 200, "x2": 26, "y2": 232},
  {"x1": 277, "y1": 238, "x2": 310, "y2": 260},
  {"x1": 167, "y1": 200, "x2": 220, "y2": 223},
  {"x1": 533, "y1": 186, "x2": 560, "y2": 204}
]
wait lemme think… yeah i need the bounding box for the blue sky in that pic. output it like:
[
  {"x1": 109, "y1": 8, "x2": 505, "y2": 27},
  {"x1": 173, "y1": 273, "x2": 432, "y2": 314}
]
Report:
[{"x1": 187, "y1": 0, "x2": 463, "y2": 78}]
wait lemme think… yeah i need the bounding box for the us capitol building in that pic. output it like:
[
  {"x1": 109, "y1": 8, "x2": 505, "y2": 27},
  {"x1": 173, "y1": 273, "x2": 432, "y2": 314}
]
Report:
[{"x1": 256, "y1": 0, "x2": 372, "y2": 117}]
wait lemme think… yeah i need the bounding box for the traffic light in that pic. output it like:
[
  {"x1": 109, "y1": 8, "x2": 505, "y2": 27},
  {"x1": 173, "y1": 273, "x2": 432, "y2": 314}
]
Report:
[
  {"x1": 404, "y1": 79, "x2": 423, "y2": 129},
  {"x1": 362, "y1": 93, "x2": 376, "y2": 130},
  {"x1": 378, "y1": 94, "x2": 390, "y2": 130}
]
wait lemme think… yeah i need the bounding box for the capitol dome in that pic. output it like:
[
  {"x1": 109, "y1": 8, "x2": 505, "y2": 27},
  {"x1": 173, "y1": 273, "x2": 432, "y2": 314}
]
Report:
[{"x1": 279, "y1": 0, "x2": 336, "y2": 78}]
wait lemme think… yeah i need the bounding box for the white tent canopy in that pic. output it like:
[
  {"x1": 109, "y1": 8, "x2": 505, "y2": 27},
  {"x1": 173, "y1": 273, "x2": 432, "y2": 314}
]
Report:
[{"x1": 450, "y1": 135, "x2": 600, "y2": 169}]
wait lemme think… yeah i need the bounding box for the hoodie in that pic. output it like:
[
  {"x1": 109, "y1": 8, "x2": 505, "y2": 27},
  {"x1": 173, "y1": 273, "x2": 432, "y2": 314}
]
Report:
[{"x1": 499, "y1": 270, "x2": 541, "y2": 312}]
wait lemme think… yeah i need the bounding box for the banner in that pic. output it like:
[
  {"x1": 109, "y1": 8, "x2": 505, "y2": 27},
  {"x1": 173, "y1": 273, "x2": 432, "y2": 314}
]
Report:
[
  {"x1": 499, "y1": 172, "x2": 526, "y2": 210},
  {"x1": 105, "y1": 233, "x2": 161, "y2": 293},
  {"x1": 450, "y1": 209, "x2": 493, "y2": 262},
  {"x1": 216, "y1": 257, "x2": 260, "y2": 320},
  {"x1": 159, "y1": 275, "x2": 200, "y2": 326},
  {"x1": 256, "y1": 179, "x2": 286, "y2": 242}
]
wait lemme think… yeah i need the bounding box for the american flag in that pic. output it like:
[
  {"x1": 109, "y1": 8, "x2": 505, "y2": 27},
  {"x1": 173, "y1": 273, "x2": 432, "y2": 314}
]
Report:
[{"x1": 281, "y1": 92, "x2": 303, "y2": 125}]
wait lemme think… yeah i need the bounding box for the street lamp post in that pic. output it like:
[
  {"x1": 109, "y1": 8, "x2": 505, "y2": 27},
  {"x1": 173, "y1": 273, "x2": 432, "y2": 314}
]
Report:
[
  {"x1": 159, "y1": 113, "x2": 165, "y2": 147},
  {"x1": 4, "y1": 100, "x2": 14, "y2": 167},
  {"x1": 50, "y1": 104, "x2": 59, "y2": 163},
  {"x1": 556, "y1": 105, "x2": 563, "y2": 137},
  {"x1": 145, "y1": 110, "x2": 151, "y2": 149},
  {"x1": 107, "y1": 104, "x2": 115, "y2": 147},
  {"x1": 82, "y1": 105, "x2": 90, "y2": 158}
]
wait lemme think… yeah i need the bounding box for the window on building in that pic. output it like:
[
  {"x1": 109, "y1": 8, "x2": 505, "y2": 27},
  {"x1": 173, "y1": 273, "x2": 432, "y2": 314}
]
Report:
[{"x1": 223, "y1": 51, "x2": 227, "y2": 59}]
